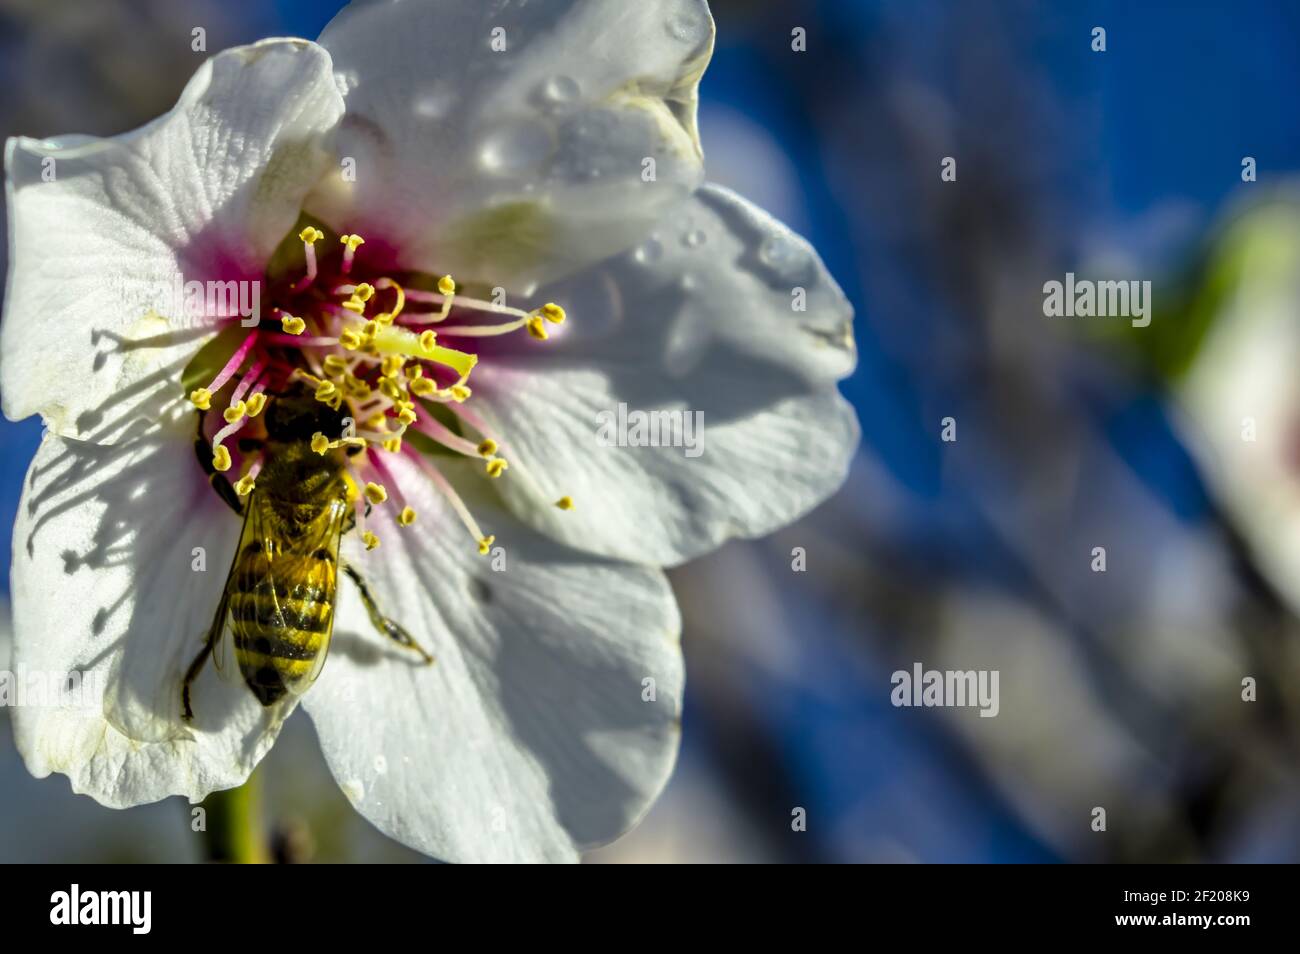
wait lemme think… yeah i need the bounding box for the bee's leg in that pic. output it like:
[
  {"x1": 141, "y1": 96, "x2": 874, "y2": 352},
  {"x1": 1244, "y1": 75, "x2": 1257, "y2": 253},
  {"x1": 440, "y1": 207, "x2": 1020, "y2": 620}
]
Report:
[
  {"x1": 194, "y1": 411, "x2": 244, "y2": 517},
  {"x1": 341, "y1": 562, "x2": 435, "y2": 665},
  {"x1": 182, "y1": 590, "x2": 230, "y2": 722}
]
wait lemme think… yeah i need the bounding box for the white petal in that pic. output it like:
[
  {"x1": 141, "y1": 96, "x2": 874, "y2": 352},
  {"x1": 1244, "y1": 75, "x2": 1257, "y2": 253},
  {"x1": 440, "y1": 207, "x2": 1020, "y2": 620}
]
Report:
[
  {"x1": 9, "y1": 428, "x2": 287, "y2": 807},
  {"x1": 302, "y1": 457, "x2": 683, "y2": 863},
  {"x1": 2, "y1": 39, "x2": 344, "y2": 441},
  {"x1": 470, "y1": 184, "x2": 860, "y2": 565},
  {"x1": 312, "y1": 0, "x2": 713, "y2": 292}
]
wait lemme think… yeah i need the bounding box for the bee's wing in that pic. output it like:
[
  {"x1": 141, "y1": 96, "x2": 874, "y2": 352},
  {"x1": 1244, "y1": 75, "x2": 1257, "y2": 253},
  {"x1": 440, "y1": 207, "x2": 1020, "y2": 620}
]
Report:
[
  {"x1": 213, "y1": 493, "x2": 271, "y2": 682},
  {"x1": 282, "y1": 492, "x2": 350, "y2": 695}
]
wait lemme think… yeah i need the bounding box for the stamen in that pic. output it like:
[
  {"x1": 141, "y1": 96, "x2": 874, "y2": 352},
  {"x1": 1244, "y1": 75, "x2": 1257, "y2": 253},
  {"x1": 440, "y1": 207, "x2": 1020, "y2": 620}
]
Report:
[
  {"x1": 340, "y1": 233, "x2": 365, "y2": 275},
  {"x1": 407, "y1": 415, "x2": 483, "y2": 459},
  {"x1": 364, "y1": 482, "x2": 388, "y2": 506},
  {"x1": 231, "y1": 359, "x2": 266, "y2": 404},
  {"x1": 212, "y1": 414, "x2": 248, "y2": 450},
  {"x1": 374, "y1": 278, "x2": 406, "y2": 323},
  {"x1": 402, "y1": 445, "x2": 494, "y2": 554},
  {"x1": 192, "y1": 329, "x2": 258, "y2": 404},
  {"x1": 555, "y1": 496, "x2": 575, "y2": 510},
  {"x1": 293, "y1": 226, "x2": 324, "y2": 291}
]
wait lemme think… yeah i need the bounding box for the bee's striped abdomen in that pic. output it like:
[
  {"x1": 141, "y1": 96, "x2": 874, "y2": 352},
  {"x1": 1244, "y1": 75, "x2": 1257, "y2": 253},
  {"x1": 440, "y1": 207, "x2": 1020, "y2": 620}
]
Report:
[{"x1": 229, "y1": 539, "x2": 337, "y2": 705}]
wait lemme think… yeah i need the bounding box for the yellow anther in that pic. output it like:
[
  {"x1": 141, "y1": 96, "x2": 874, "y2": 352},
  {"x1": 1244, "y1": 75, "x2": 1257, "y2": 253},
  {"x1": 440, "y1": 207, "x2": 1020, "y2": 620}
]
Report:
[
  {"x1": 222, "y1": 400, "x2": 247, "y2": 424},
  {"x1": 375, "y1": 311, "x2": 395, "y2": 326},
  {"x1": 364, "y1": 482, "x2": 388, "y2": 505},
  {"x1": 398, "y1": 506, "x2": 417, "y2": 527},
  {"x1": 339, "y1": 328, "x2": 363, "y2": 350},
  {"x1": 540, "y1": 303, "x2": 566, "y2": 324},
  {"x1": 363, "y1": 319, "x2": 379, "y2": 337},
  {"x1": 450, "y1": 384, "x2": 471, "y2": 402},
  {"x1": 382, "y1": 437, "x2": 403, "y2": 453},
  {"x1": 477, "y1": 534, "x2": 495, "y2": 555},
  {"x1": 189, "y1": 388, "x2": 212, "y2": 411},
  {"x1": 419, "y1": 329, "x2": 437, "y2": 351},
  {"x1": 235, "y1": 474, "x2": 256, "y2": 497},
  {"x1": 315, "y1": 381, "x2": 337, "y2": 402},
  {"x1": 363, "y1": 531, "x2": 380, "y2": 551},
  {"x1": 381, "y1": 355, "x2": 405, "y2": 378},
  {"x1": 526, "y1": 316, "x2": 549, "y2": 340},
  {"x1": 476, "y1": 439, "x2": 498, "y2": 457},
  {"x1": 408, "y1": 364, "x2": 423, "y2": 379},
  {"x1": 299, "y1": 226, "x2": 324, "y2": 244},
  {"x1": 554, "y1": 495, "x2": 575, "y2": 511},
  {"x1": 485, "y1": 457, "x2": 509, "y2": 479},
  {"x1": 342, "y1": 298, "x2": 366, "y2": 315},
  {"x1": 280, "y1": 315, "x2": 306, "y2": 335},
  {"x1": 398, "y1": 407, "x2": 417, "y2": 426},
  {"x1": 245, "y1": 392, "x2": 267, "y2": 417},
  {"x1": 212, "y1": 445, "x2": 232, "y2": 473},
  {"x1": 409, "y1": 377, "x2": 436, "y2": 397},
  {"x1": 323, "y1": 355, "x2": 348, "y2": 376},
  {"x1": 438, "y1": 275, "x2": 456, "y2": 296},
  {"x1": 310, "y1": 432, "x2": 330, "y2": 455},
  {"x1": 379, "y1": 377, "x2": 404, "y2": 402},
  {"x1": 365, "y1": 412, "x2": 389, "y2": 432},
  {"x1": 353, "y1": 283, "x2": 375, "y2": 303},
  {"x1": 341, "y1": 233, "x2": 366, "y2": 252}
]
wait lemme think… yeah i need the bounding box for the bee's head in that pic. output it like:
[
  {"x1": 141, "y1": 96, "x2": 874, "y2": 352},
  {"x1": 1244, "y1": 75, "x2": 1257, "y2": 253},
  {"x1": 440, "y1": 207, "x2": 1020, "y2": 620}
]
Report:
[{"x1": 263, "y1": 385, "x2": 347, "y2": 444}]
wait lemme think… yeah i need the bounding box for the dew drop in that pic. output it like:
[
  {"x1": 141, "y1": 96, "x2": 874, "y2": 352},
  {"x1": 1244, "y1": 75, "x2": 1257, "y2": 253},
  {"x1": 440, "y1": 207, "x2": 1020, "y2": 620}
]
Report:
[
  {"x1": 373, "y1": 755, "x2": 388, "y2": 775},
  {"x1": 682, "y1": 229, "x2": 707, "y2": 249},
  {"x1": 538, "y1": 74, "x2": 580, "y2": 109},
  {"x1": 635, "y1": 237, "x2": 664, "y2": 264},
  {"x1": 478, "y1": 119, "x2": 554, "y2": 176},
  {"x1": 758, "y1": 232, "x2": 808, "y2": 278}
]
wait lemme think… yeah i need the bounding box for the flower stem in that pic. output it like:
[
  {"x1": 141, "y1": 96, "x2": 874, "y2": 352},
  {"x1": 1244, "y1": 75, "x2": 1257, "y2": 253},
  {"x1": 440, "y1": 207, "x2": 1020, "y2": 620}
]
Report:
[{"x1": 200, "y1": 770, "x2": 270, "y2": 864}]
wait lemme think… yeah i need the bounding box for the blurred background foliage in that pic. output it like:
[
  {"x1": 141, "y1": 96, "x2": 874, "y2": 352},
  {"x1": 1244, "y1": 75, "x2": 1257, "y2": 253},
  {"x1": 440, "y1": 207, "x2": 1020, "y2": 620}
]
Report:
[{"x1": 3, "y1": 0, "x2": 1300, "y2": 862}]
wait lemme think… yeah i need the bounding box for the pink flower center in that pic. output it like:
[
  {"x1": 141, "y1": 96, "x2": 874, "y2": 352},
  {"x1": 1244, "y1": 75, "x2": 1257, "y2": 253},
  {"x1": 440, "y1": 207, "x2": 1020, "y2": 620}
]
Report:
[{"x1": 187, "y1": 227, "x2": 573, "y2": 553}]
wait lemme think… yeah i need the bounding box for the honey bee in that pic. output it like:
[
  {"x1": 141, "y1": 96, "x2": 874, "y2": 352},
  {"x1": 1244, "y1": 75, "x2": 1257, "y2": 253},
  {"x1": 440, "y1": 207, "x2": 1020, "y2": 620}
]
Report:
[{"x1": 182, "y1": 386, "x2": 432, "y2": 721}]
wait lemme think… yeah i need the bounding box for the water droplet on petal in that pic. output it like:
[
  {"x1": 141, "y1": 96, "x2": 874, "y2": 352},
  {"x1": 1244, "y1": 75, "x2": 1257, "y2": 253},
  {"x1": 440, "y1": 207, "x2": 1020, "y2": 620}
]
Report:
[
  {"x1": 478, "y1": 119, "x2": 554, "y2": 176},
  {"x1": 635, "y1": 237, "x2": 664, "y2": 264},
  {"x1": 538, "y1": 74, "x2": 581, "y2": 109},
  {"x1": 682, "y1": 229, "x2": 706, "y2": 248},
  {"x1": 373, "y1": 755, "x2": 388, "y2": 775},
  {"x1": 758, "y1": 232, "x2": 808, "y2": 278}
]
